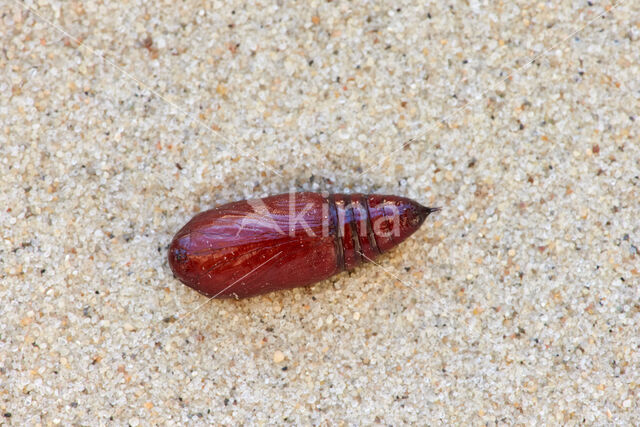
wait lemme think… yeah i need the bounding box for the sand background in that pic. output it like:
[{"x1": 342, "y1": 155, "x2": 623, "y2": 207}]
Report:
[{"x1": 1, "y1": 0, "x2": 639, "y2": 424}]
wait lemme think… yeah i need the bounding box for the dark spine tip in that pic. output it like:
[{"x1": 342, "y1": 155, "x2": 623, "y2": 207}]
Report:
[{"x1": 415, "y1": 205, "x2": 440, "y2": 224}]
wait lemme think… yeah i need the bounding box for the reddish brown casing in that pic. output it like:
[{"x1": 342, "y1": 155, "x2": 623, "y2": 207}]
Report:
[{"x1": 168, "y1": 192, "x2": 438, "y2": 299}]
